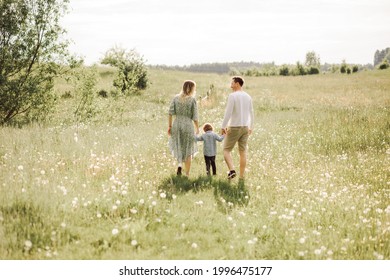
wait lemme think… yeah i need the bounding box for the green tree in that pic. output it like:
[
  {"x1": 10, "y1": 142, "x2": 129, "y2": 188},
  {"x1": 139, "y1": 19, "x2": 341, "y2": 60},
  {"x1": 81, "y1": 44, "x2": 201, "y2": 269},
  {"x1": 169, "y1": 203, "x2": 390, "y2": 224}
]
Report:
[
  {"x1": 279, "y1": 65, "x2": 290, "y2": 76},
  {"x1": 101, "y1": 47, "x2": 148, "y2": 95},
  {"x1": 378, "y1": 59, "x2": 389, "y2": 70},
  {"x1": 0, "y1": 0, "x2": 72, "y2": 125},
  {"x1": 293, "y1": 62, "x2": 307, "y2": 76},
  {"x1": 305, "y1": 51, "x2": 321, "y2": 68},
  {"x1": 73, "y1": 67, "x2": 99, "y2": 123},
  {"x1": 340, "y1": 60, "x2": 348, "y2": 74}
]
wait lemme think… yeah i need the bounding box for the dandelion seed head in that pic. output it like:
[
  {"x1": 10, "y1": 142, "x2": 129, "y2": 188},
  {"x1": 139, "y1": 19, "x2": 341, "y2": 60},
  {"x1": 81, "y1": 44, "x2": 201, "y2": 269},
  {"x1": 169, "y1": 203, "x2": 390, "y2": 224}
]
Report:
[
  {"x1": 131, "y1": 240, "x2": 138, "y2": 246},
  {"x1": 112, "y1": 228, "x2": 119, "y2": 235},
  {"x1": 191, "y1": 243, "x2": 198, "y2": 249},
  {"x1": 24, "y1": 240, "x2": 32, "y2": 248},
  {"x1": 160, "y1": 193, "x2": 166, "y2": 198},
  {"x1": 314, "y1": 249, "x2": 322, "y2": 255}
]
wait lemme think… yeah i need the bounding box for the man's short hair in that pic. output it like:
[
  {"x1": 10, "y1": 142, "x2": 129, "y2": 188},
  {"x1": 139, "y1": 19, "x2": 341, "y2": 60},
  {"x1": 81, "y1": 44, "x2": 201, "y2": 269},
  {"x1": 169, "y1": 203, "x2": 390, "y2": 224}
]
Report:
[{"x1": 232, "y1": 76, "x2": 244, "y2": 87}]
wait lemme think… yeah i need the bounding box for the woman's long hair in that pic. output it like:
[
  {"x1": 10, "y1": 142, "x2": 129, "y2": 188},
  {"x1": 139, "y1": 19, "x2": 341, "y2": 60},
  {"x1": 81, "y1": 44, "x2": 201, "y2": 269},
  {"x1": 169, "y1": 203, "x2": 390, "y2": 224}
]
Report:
[{"x1": 181, "y1": 80, "x2": 196, "y2": 97}]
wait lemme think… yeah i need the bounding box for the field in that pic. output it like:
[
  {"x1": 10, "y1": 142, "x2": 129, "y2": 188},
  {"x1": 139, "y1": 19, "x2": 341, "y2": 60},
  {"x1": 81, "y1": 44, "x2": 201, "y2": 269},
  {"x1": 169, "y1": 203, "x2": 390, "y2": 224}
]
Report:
[{"x1": 0, "y1": 68, "x2": 389, "y2": 260}]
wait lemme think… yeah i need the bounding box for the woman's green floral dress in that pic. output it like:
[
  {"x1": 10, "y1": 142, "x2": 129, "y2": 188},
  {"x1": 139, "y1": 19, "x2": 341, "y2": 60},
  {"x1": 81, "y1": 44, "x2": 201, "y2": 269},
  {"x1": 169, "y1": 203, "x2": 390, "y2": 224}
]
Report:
[{"x1": 169, "y1": 94, "x2": 198, "y2": 162}]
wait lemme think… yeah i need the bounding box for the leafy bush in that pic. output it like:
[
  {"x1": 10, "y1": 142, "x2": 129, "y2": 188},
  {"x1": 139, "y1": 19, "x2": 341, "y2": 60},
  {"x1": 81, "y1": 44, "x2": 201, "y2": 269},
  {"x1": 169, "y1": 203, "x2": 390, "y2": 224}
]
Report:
[
  {"x1": 378, "y1": 60, "x2": 389, "y2": 70},
  {"x1": 279, "y1": 65, "x2": 290, "y2": 76},
  {"x1": 293, "y1": 62, "x2": 307, "y2": 76},
  {"x1": 307, "y1": 66, "x2": 320, "y2": 75},
  {"x1": 101, "y1": 47, "x2": 149, "y2": 95}
]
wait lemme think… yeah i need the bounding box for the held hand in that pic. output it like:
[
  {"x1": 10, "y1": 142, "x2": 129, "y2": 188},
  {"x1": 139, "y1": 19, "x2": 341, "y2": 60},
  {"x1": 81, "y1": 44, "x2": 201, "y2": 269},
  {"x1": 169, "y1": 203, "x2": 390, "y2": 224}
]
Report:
[
  {"x1": 248, "y1": 129, "x2": 252, "y2": 135},
  {"x1": 221, "y1": 128, "x2": 226, "y2": 135},
  {"x1": 168, "y1": 127, "x2": 171, "y2": 136}
]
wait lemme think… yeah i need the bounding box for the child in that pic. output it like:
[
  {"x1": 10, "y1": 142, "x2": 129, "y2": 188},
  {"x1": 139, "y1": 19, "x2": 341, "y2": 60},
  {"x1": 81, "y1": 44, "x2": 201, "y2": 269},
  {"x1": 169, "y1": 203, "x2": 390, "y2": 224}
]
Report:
[{"x1": 196, "y1": 123, "x2": 224, "y2": 176}]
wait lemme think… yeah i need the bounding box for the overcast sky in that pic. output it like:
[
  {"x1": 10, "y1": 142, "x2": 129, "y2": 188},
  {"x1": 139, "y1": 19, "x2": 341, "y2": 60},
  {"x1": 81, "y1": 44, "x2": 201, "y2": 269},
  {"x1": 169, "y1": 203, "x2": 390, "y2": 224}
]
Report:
[{"x1": 62, "y1": 0, "x2": 390, "y2": 66}]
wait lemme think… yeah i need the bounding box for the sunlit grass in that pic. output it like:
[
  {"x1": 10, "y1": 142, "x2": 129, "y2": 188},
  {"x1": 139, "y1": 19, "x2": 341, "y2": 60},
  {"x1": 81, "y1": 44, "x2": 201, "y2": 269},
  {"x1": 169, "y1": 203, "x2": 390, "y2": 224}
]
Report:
[{"x1": 0, "y1": 68, "x2": 389, "y2": 259}]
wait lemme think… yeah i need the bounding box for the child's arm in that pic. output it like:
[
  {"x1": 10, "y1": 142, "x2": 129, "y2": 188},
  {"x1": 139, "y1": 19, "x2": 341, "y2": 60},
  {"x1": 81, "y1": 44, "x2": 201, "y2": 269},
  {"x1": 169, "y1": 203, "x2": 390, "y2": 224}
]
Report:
[
  {"x1": 215, "y1": 133, "x2": 225, "y2": 142},
  {"x1": 195, "y1": 134, "x2": 204, "y2": 141}
]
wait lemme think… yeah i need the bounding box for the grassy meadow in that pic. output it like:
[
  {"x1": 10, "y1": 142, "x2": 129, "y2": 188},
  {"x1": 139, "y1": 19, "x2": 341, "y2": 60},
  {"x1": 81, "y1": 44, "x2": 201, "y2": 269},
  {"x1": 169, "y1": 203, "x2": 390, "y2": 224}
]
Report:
[{"x1": 0, "y1": 68, "x2": 389, "y2": 260}]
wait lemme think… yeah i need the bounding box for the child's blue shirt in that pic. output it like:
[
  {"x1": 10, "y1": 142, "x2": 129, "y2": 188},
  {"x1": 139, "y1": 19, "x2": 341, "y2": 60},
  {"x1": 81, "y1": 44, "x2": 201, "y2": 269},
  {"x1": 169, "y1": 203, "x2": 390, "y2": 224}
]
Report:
[{"x1": 195, "y1": 131, "x2": 224, "y2": 157}]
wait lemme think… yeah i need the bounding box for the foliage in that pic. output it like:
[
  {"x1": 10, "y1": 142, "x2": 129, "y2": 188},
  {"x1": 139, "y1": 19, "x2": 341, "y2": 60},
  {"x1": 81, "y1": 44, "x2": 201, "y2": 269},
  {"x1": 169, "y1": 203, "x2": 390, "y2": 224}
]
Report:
[
  {"x1": 305, "y1": 51, "x2": 321, "y2": 68},
  {"x1": 340, "y1": 60, "x2": 348, "y2": 73},
  {"x1": 0, "y1": 0, "x2": 72, "y2": 125},
  {"x1": 378, "y1": 59, "x2": 389, "y2": 70},
  {"x1": 72, "y1": 67, "x2": 99, "y2": 123},
  {"x1": 279, "y1": 65, "x2": 290, "y2": 76},
  {"x1": 101, "y1": 47, "x2": 148, "y2": 95},
  {"x1": 307, "y1": 66, "x2": 320, "y2": 75},
  {"x1": 293, "y1": 62, "x2": 307, "y2": 76},
  {"x1": 374, "y1": 47, "x2": 390, "y2": 66}
]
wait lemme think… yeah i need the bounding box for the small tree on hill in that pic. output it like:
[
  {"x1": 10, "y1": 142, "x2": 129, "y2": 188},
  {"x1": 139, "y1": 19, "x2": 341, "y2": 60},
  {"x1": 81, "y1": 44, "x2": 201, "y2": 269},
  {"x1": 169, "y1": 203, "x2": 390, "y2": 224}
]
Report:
[
  {"x1": 305, "y1": 51, "x2": 321, "y2": 68},
  {"x1": 101, "y1": 47, "x2": 148, "y2": 95}
]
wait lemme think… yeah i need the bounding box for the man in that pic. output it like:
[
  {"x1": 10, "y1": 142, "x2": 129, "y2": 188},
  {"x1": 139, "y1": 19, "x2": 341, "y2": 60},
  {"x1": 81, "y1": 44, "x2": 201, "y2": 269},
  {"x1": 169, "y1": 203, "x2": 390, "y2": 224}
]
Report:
[{"x1": 221, "y1": 76, "x2": 254, "y2": 180}]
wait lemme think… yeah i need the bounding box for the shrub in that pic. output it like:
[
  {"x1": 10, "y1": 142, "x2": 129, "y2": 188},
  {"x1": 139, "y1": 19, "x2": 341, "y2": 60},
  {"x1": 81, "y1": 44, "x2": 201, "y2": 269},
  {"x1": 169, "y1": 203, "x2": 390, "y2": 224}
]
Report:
[
  {"x1": 378, "y1": 60, "x2": 389, "y2": 70},
  {"x1": 293, "y1": 62, "x2": 307, "y2": 76},
  {"x1": 279, "y1": 65, "x2": 290, "y2": 76},
  {"x1": 352, "y1": 65, "x2": 359, "y2": 73},
  {"x1": 101, "y1": 47, "x2": 149, "y2": 95},
  {"x1": 98, "y1": 90, "x2": 108, "y2": 98},
  {"x1": 307, "y1": 66, "x2": 320, "y2": 75}
]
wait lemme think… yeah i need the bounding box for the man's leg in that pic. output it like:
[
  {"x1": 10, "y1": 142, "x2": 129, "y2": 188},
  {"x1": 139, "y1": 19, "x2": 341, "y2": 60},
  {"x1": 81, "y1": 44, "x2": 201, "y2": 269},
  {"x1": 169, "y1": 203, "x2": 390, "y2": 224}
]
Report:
[
  {"x1": 239, "y1": 150, "x2": 246, "y2": 179},
  {"x1": 223, "y1": 149, "x2": 234, "y2": 171},
  {"x1": 237, "y1": 127, "x2": 249, "y2": 179}
]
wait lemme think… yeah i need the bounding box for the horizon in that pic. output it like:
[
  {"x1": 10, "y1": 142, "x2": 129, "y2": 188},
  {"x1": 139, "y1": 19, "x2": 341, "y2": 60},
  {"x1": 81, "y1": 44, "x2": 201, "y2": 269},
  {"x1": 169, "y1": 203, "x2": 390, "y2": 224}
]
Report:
[{"x1": 62, "y1": 0, "x2": 390, "y2": 66}]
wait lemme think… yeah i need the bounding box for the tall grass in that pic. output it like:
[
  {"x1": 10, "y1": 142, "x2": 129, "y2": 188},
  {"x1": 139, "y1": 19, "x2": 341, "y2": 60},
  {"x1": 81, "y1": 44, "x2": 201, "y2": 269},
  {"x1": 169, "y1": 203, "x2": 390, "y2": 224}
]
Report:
[{"x1": 0, "y1": 68, "x2": 389, "y2": 259}]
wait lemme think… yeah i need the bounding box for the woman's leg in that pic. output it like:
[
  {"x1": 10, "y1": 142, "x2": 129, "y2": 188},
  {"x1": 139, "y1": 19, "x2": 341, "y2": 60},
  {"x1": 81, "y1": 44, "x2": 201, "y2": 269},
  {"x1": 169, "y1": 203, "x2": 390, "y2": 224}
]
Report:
[{"x1": 184, "y1": 156, "x2": 192, "y2": 176}]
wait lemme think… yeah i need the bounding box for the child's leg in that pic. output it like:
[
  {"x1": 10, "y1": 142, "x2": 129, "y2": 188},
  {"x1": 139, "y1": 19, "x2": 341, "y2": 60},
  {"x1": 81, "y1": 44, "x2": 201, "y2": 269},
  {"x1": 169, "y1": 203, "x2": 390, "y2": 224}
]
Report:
[
  {"x1": 204, "y1": 156, "x2": 211, "y2": 175},
  {"x1": 210, "y1": 156, "x2": 217, "y2": 175}
]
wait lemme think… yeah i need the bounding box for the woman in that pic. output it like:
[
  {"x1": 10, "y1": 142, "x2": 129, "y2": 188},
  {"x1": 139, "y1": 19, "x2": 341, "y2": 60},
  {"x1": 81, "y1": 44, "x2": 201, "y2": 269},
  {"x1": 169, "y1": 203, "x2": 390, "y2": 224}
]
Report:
[{"x1": 168, "y1": 80, "x2": 199, "y2": 176}]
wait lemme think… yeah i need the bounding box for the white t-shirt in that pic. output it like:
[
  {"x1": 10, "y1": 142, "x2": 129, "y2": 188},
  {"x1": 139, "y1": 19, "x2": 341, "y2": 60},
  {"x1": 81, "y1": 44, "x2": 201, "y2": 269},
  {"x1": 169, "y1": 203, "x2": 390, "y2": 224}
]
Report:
[{"x1": 221, "y1": 90, "x2": 254, "y2": 129}]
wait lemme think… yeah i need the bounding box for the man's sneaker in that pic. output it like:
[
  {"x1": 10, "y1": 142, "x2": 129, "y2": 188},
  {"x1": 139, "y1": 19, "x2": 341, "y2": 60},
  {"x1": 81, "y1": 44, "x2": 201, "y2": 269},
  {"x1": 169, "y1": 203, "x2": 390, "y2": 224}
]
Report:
[
  {"x1": 227, "y1": 170, "x2": 236, "y2": 179},
  {"x1": 177, "y1": 167, "x2": 182, "y2": 176}
]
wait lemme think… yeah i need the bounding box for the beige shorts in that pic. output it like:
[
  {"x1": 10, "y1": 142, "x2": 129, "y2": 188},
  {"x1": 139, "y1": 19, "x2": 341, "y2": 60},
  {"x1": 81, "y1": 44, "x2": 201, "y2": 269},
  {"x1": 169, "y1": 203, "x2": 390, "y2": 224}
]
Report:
[{"x1": 223, "y1": 127, "x2": 249, "y2": 152}]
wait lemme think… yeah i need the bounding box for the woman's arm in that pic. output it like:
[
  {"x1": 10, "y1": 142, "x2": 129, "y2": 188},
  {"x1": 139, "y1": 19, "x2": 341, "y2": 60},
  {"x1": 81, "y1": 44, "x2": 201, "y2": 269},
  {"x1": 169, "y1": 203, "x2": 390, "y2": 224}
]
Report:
[
  {"x1": 168, "y1": 114, "x2": 173, "y2": 136},
  {"x1": 194, "y1": 120, "x2": 199, "y2": 135}
]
